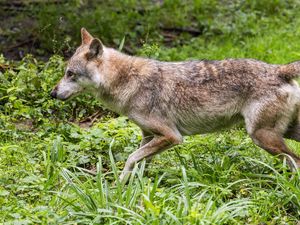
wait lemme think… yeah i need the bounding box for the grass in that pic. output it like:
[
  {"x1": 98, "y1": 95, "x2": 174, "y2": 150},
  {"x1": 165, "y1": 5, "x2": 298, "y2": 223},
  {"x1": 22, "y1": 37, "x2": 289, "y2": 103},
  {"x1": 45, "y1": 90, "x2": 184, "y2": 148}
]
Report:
[
  {"x1": 1, "y1": 123, "x2": 300, "y2": 224},
  {"x1": 1, "y1": 3, "x2": 300, "y2": 224}
]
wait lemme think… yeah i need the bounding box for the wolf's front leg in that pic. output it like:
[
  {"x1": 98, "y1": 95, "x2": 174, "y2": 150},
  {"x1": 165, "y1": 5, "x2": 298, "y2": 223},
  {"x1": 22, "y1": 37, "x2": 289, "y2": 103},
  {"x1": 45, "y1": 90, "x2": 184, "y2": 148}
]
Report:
[
  {"x1": 119, "y1": 133, "x2": 182, "y2": 182},
  {"x1": 140, "y1": 130, "x2": 154, "y2": 147}
]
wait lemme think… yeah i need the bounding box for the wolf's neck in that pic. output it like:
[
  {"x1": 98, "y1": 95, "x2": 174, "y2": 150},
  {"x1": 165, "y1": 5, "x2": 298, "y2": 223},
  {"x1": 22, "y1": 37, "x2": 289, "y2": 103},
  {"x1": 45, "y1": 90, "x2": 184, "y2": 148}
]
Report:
[
  {"x1": 105, "y1": 47, "x2": 150, "y2": 77},
  {"x1": 98, "y1": 48, "x2": 151, "y2": 114}
]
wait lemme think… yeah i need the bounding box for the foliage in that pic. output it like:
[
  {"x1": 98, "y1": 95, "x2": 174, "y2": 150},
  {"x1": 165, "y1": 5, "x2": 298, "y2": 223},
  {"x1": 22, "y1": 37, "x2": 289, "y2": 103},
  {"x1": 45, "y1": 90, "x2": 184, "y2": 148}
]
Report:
[
  {"x1": 0, "y1": 54, "x2": 104, "y2": 122},
  {"x1": 1, "y1": 1, "x2": 300, "y2": 224},
  {"x1": 36, "y1": 0, "x2": 300, "y2": 53},
  {"x1": 2, "y1": 0, "x2": 300, "y2": 57}
]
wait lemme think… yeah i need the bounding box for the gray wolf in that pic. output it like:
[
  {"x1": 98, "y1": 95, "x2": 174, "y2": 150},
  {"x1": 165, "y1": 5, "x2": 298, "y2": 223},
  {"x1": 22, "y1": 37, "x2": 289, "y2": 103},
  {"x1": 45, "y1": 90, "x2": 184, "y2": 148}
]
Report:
[{"x1": 51, "y1": 28, "x2": 300, "y2": 182}]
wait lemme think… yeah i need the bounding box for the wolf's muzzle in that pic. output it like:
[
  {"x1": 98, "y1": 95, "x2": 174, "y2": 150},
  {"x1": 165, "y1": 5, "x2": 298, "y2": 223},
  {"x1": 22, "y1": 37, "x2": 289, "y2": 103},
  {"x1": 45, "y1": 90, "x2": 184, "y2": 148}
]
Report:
[
  {"x1": 50, "y1": 85, "x2": 58, "y2": 98},
  {"x1": 50, "y1": 89, "x2": 57, "y2": 98}
]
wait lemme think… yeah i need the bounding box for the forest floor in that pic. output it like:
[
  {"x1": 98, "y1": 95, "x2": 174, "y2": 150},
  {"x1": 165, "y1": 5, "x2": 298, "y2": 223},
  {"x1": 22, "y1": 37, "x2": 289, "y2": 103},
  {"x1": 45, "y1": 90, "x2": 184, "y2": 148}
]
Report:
[{"x1": 1, "y1": 1, "x2": 300, "y2": 224}]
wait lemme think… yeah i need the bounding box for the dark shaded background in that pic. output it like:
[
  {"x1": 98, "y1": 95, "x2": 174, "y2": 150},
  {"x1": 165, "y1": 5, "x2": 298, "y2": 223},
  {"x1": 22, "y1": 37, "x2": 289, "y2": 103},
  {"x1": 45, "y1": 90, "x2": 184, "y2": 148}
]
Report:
[{"x1": 1, "y1": 0, "x2": 299, "y2": 61}]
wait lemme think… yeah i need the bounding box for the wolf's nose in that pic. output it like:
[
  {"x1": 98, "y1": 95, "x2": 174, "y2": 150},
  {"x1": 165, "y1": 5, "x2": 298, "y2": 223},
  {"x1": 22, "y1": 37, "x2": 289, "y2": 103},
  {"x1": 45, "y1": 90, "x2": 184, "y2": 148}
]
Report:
[{"x1": 50, "y1": 90, "x2": 57, "y2": 98}]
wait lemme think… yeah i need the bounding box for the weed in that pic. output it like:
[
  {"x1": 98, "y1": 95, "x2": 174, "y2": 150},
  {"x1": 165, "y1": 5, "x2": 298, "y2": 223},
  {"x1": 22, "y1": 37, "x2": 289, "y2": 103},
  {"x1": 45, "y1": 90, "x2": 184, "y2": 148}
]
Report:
[{"x1": 1, "y1": 2, "x2": 300, "y2": 223}]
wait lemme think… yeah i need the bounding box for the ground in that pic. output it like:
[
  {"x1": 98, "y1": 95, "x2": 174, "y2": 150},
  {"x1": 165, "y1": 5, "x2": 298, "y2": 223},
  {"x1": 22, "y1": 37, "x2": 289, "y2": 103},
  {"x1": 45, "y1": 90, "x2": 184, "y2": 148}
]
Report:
[{"x1": 1, "y1": 1, "x2": 300, "y2": 224}]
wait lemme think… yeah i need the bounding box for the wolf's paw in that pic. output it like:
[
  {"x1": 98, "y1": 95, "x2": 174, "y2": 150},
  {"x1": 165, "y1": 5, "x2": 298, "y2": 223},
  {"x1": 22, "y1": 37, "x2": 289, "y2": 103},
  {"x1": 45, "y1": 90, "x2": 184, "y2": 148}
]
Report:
[
  {"x1": 118, "y1": 171, "x2": 131, "y2": 185},
  {"x1": 286, "y1": 157, "x2": 300, "y2": 171}
]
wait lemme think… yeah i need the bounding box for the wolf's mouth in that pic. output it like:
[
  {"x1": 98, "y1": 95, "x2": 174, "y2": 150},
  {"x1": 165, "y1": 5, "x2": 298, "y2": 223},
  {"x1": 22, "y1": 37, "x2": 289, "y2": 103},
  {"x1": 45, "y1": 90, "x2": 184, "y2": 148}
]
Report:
[{"x1": 56, "y1": 91, "x2": 81, "y2": 101}]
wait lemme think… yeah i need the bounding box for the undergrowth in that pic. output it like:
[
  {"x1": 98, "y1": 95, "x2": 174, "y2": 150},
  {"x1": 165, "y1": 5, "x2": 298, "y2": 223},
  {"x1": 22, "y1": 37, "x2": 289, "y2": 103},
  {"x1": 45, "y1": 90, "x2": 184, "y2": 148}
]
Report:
[{"x1": 1, "y1": 1, "x2": 300, "y2": 224}]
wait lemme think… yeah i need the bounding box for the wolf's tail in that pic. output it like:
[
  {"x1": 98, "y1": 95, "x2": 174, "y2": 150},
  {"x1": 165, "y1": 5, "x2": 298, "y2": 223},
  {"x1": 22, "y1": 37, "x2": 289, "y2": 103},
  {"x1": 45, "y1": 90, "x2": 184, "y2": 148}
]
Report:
[{"x1": 278, "y1": 61, "x2": 300, "y2": 81}]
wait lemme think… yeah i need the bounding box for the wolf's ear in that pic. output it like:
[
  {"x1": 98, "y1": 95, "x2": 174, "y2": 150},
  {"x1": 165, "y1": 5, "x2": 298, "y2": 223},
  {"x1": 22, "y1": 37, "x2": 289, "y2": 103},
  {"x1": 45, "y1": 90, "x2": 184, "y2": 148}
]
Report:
[
  {"x1": 81, "y1": 27, "x2": 93, "y2": 44},
  {"x1": 86, "y1": 38, "x2": 103, "y2": 60}
]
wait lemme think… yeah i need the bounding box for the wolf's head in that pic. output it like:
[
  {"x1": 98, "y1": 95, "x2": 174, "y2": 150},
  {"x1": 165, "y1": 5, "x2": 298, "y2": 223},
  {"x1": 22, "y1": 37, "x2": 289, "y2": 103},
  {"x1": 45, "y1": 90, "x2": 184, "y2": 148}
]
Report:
[{"x1": 50, "y1": 28, "x2": 105, "y2": 100}]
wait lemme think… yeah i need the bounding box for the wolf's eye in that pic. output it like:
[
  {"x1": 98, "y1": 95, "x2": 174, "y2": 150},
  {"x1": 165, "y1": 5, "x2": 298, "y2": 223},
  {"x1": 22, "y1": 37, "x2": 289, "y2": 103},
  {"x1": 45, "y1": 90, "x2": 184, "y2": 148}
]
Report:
[{"x1": 66, "y1": 70, "x2": 75, "y2": 78}]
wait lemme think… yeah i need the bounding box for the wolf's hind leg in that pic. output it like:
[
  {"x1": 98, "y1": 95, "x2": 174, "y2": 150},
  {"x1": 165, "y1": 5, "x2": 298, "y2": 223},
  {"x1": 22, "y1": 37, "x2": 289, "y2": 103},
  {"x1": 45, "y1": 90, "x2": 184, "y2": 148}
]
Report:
[
  {"x1": 251, "y1": 128, "x2": 300, "y2": 168},
  {"x1": 284, "y1": 123, "x2": 300, "y2": 142},
  {"x1": 243, "y1": 91, "x2": 300, "y2": 169}
]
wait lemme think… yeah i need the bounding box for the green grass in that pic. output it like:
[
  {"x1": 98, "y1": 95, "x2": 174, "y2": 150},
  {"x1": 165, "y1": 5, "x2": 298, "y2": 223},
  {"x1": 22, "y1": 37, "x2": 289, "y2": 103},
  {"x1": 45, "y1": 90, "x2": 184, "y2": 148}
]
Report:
[
  {"x1": 2, "y1": 3, "x2": 300, "y2": 224},
  {"x1": 1, "y1": 122, "x2": 300, "y2": 224}
]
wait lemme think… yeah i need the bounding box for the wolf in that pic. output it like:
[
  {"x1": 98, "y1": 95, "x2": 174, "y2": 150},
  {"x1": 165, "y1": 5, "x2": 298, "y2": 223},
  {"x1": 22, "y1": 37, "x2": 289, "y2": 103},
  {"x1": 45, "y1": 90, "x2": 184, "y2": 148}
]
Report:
[{"x1": 51, "y1": 28, "x2": 300, "y2": 182}]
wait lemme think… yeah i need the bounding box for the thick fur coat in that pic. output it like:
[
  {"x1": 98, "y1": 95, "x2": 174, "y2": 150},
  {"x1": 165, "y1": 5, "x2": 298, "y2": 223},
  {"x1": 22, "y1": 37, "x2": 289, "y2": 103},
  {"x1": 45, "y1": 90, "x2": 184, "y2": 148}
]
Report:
[{"x1": 51, "y1": 28, "x2": 300, "y2": 181}]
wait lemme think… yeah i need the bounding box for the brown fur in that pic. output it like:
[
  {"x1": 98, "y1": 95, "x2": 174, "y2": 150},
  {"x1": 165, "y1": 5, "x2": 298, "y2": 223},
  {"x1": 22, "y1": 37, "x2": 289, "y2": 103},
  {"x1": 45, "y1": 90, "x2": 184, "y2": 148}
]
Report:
[{"x1": 51, "y1": 28, "x2": 300, "y2": 182}]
